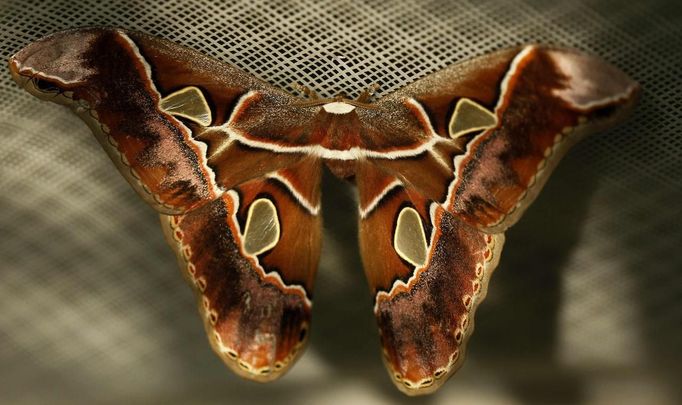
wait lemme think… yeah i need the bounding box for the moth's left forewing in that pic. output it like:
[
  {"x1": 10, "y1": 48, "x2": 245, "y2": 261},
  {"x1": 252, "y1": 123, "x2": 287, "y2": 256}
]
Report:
[
  {"x1": 8, "y1": 28, "x2": 305, "y2": 215},
  {"x1": 8, "y1": 28, "x2": 226, "y2": 214}
]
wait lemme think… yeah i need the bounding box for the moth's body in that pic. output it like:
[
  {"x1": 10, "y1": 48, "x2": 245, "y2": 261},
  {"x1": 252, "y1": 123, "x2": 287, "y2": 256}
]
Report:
[
  {"x1": 9, "y1": 28, "x2": 638, "y2": 395},
  {"x1": 212, "y1": 94, "x2": 437, "y2": 180}
]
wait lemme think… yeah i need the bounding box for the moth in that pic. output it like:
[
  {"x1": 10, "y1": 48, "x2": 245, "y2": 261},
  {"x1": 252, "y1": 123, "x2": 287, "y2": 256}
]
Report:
[{"x1": 8, "y1": 28, "x2": 638, "y2": 395}]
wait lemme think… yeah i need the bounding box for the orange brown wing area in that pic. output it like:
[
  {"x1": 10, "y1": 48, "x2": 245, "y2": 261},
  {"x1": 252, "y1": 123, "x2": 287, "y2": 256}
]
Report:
[
  {"x1": 356, "y1": 162, "x2": 504, "y2": 395},
  {"x1": 161, "y1": 159, "x2": 321, "y2": 381},
  {"x1": 236, "y1": 162, "x2": 322, "y2": 288},
  {"x1": 447, "y1": 47, "x2": 638, "y2": 232},
  {"x1": 357, "y1": 162, "x2": 428, "y2": 290},
  {"x1": 195, "y1": 131, "x2": 307, "y2": 194},
  {"x1": 370, "y1": 141, "x2": 460, "y2": 204},
  {"x1": 386, "y1": 46, "x2": 637, "y2": 233},
  {"x1": 127, "y1": 31, "x2": 289, "y2": 126}
]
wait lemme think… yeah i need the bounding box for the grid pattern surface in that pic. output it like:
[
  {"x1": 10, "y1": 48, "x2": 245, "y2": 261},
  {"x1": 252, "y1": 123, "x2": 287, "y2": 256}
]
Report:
[{"x1": 0, "y1": 0, "x2": 680, "y2": 403}]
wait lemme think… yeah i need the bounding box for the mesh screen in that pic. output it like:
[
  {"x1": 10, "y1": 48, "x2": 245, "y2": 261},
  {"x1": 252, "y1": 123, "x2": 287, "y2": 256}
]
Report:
[{"x1": 1, "y1": 0, "x2": 680, "y2": 403}]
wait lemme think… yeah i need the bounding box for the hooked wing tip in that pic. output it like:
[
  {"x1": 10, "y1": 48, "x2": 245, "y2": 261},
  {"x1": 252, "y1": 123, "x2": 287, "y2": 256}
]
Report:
[
  {"x1": 7, "y1": 55, "x2": 26, "y2": 87},
  {"x1": 547, "y1": 47, "x2": 640, "y2": 111},
  {"x1": 8, "y1": 28, "x2": 106, "y2": 90}
]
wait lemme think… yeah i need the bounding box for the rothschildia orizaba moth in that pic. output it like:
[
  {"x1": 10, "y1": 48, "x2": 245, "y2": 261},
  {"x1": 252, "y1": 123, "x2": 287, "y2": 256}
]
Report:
[{"x1": 8, "y1": 28, "x2": 638, "y2": 395}]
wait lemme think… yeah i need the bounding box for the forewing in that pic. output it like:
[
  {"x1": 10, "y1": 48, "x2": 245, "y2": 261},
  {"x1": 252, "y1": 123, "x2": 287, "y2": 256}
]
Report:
[
  {"x1": 8, "y1": 27, "x2": 302, "y2": 214},
  {"x1": 161, "y1": 157, "x2": 322, "y2": 380},
  {"x1": 375, "y1": 45, "x2": 638, "y2": 232},
  {"x1": 356, "y1": 162, "x2": 504, "y2": 395}
]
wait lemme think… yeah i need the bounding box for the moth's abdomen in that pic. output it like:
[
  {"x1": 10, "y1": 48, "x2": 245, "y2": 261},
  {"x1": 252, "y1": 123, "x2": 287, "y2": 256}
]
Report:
[{"x1": 324, "y1": 159, "x2": 357, "y2": 179}]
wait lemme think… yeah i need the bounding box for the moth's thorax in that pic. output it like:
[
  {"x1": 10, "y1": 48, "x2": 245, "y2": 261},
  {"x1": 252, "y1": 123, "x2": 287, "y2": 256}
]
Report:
[
  {"x1": 314, "y1": 106, "x2": 364, "y2": 178},
  {"x1": 225, "y1": 89, "x2": 431, "y2": 177}
]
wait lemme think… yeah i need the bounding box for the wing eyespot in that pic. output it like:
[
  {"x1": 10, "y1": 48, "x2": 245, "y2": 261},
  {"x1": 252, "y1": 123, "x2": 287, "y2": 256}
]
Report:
[
  {"x1": 160, "y1": 86, "x2": 213, "y2": 126},
  {"x1": 242, "y1": 198, "x2": 281, "y2": 256},
  {"x1": 393, "y1": 207, "x2": 428, "y2": 267},
  {"x1": 31, "y1": 77, "x2": 61, "y2": 94},
  {"x1": 448, "y1": 98, "x2": 498, "y2": 139}
]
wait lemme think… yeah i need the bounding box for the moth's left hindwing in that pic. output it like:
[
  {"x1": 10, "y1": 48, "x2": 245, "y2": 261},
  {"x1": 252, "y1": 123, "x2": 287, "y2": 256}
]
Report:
[
  {"x1": 161, "y1": 157, "x2": 322, "y2": 379},
  {"x1": 9, "y1": 28, "x2": 323, "y2": 380}
]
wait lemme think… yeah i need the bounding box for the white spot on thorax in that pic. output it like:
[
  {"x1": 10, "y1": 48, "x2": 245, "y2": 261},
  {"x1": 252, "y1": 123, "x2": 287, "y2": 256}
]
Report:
[{"x1": 323, "y1": 102, "x2": 356, "y2": 114}]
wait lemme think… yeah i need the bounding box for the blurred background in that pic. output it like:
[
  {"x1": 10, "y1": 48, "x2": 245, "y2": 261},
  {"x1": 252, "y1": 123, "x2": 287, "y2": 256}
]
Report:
[{"x1": 0, "y1": 0, "x2": 680, "y2": 403}]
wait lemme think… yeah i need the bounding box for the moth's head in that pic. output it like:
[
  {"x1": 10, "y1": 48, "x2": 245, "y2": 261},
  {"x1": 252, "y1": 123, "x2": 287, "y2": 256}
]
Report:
[
  {"x1": 291, "y1": 83, "x2": 380, "y2": 114},
  {"x1": 9, "y1": 29, "x2": 100, "y2": 99}
]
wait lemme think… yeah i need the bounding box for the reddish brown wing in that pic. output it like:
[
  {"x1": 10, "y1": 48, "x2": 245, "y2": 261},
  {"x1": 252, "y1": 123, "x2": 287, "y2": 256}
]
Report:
[
  {"x1": 161, "y1": 157, "x2": 322, "y2": 380},
  {"x1": 8, "y1": 27, "x2": 303, "y2": 214},
  {"x1": 374, "y1": 45, "x2": 639, "y2": 232},
  {"x1": 356, "y1": 162, "x2": 504, "y2": 394}
]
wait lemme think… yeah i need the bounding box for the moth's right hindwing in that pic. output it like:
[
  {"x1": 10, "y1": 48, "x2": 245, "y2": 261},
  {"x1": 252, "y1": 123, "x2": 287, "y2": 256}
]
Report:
[{"x1": 356, "y1": 162, "x2": 504, "y2": 395}]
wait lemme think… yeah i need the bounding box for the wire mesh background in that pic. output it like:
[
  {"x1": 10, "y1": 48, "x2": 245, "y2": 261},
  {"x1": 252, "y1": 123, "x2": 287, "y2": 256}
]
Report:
[{"x1": 0, "y1": 0, "x2": 680, "y2": 403}]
